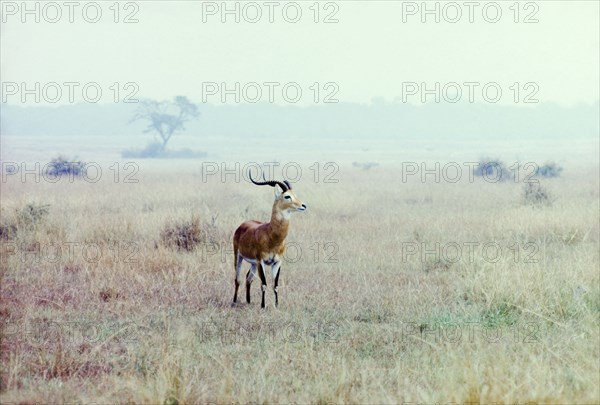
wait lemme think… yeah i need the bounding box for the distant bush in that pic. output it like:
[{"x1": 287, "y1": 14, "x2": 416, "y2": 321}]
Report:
[
  {"x1": 122, "y1": 142, "x2": 207, "y2": 159},
  {"x1": 46, "y1": 156, "x2": 86, "y2": 178},
  {"x1": 352, "y1": 161, "x2": 379, "y2": 170},
  {"x1": 523, "y1": 182, "x2": 553, "y2": 206},
  {"x1": 165, "y1": 148, "x2": 208, "y2": 159},
  {"x1": 473, "y1": 158, "x2": 512, "y2": 182},
  {"x1": 536, "y1": 162, "x2": 563, "y2": 178},
  {"x1": 1, "y1": 162, "x2": 17, "y2": 175},
  {"x1": 122, "y1": 142, "x2": 164, "y2": 158}
]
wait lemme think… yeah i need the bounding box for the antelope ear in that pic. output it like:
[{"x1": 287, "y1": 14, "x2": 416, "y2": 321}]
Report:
[{"x1": 274, "y1": 187, "x2": 282, "y2": 200}]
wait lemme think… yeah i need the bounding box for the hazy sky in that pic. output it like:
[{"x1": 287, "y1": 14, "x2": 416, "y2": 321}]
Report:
[{"x1": 2, "y1": 1, "x2": 598, "y2": 106}]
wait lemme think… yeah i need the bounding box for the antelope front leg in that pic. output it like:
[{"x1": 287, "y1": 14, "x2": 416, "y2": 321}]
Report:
[
  {"x1": 272, "y1": 262, "x2": 281, "y2": 307},
  {"x1": 233, "y1": 253, "x2": 243, "y2": 304},
  {"x1": 246, "y1": 264, "x2": 256, "y2": 304},
  {"x1": 257, "y1": 261, "x2": 267, "y2": 308},
  {"x1": 234, "y1": 279, "x2": 240, "y2": 304}
]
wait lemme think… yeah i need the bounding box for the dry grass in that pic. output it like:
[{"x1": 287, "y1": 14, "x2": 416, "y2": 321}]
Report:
[{"x1": 0, "y1": 163, "x2": 598, "y2": 403}]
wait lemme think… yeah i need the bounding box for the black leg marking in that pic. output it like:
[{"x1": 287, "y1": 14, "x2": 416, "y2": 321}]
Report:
[
  {"x1": 274, "y1": 266, "x2": 281, "y2": 307},
  {"x1": 246, "y1": 269, "x2": 252, "y2": 304},
  {"x1": 257, "y1": 262, "x2": 267, "y2": 309},
  {"x1": 233, "y1": 278, "x2": 239, "y2": 303}
]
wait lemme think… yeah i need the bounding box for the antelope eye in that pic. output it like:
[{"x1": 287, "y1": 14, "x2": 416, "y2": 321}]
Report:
[{"x1": 284, "y1": 195, "x2": 292, "y2": 200}]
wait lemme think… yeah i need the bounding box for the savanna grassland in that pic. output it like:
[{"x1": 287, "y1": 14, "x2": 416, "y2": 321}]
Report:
[{"x1": 1, "y1": 160, "x2": 599, "y2": 403}]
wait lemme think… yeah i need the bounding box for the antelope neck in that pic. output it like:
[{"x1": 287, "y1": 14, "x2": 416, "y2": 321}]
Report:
[{"x1": 267, "y1": 204, "x2": 290, "y2": 246}]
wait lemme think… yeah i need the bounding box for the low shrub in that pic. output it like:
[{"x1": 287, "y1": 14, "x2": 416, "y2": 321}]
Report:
[
  {"x1": 536, "y1": 162, "x2": 563, "y2": 178},
  {"x1": 160, "y1": 217, "x2": 203, "y2": 252},
  {"x1": 0, "y1": 203, "x2": 50, "y2": 239},
  {"x1": 523, "y1": 182, "x2": 553, "y2": 206},
  {"x1": 46, "y1": 156, "x2": 86, "y2": 178},
  {"x1": 473, "y1": 158, "x2": 512, "y2": 182}
]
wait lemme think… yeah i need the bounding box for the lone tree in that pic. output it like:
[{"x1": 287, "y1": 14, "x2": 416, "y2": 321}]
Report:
[{"x1": 130, "y1": 96, "x2": 200, "y2": 153}]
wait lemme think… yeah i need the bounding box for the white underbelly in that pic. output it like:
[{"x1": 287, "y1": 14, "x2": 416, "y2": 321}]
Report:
[
  {"x1": 240, "y1": 254, "x2": 257, "y2": 264},
  {"x1": 240, "y1": 254, "x2": 279, "y2": 266}
]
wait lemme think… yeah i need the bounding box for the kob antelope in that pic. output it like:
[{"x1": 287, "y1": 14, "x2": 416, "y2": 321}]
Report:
[{"x1": 233, "y1": 172, "x2": 307, "y2": 308}]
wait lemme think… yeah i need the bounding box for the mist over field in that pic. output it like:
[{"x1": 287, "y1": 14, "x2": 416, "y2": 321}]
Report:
[
  {"x1": 2, "y1": 101, "x2": 598, "y2": 166},
  {"x1": 1, "y1": 0, "x2": 599, "y2": 403}
]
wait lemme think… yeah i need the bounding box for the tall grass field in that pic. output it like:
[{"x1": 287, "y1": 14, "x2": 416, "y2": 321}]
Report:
[{"x1": 1, "y1": 158, "x2": 598, "y2": 403}]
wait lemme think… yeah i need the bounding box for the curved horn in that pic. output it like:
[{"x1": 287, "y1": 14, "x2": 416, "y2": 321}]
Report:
[
  {"x1": 283, "y1": 180, "x2": 292, "y2": 190},
  {"x1": 248, "y1": 170, "x2": 289, "y2": 191}
]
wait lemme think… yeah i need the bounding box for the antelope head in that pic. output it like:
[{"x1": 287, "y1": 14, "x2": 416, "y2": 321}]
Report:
[{"x1": 249, "y1": 172, "x2": 307, "y2": 219}]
